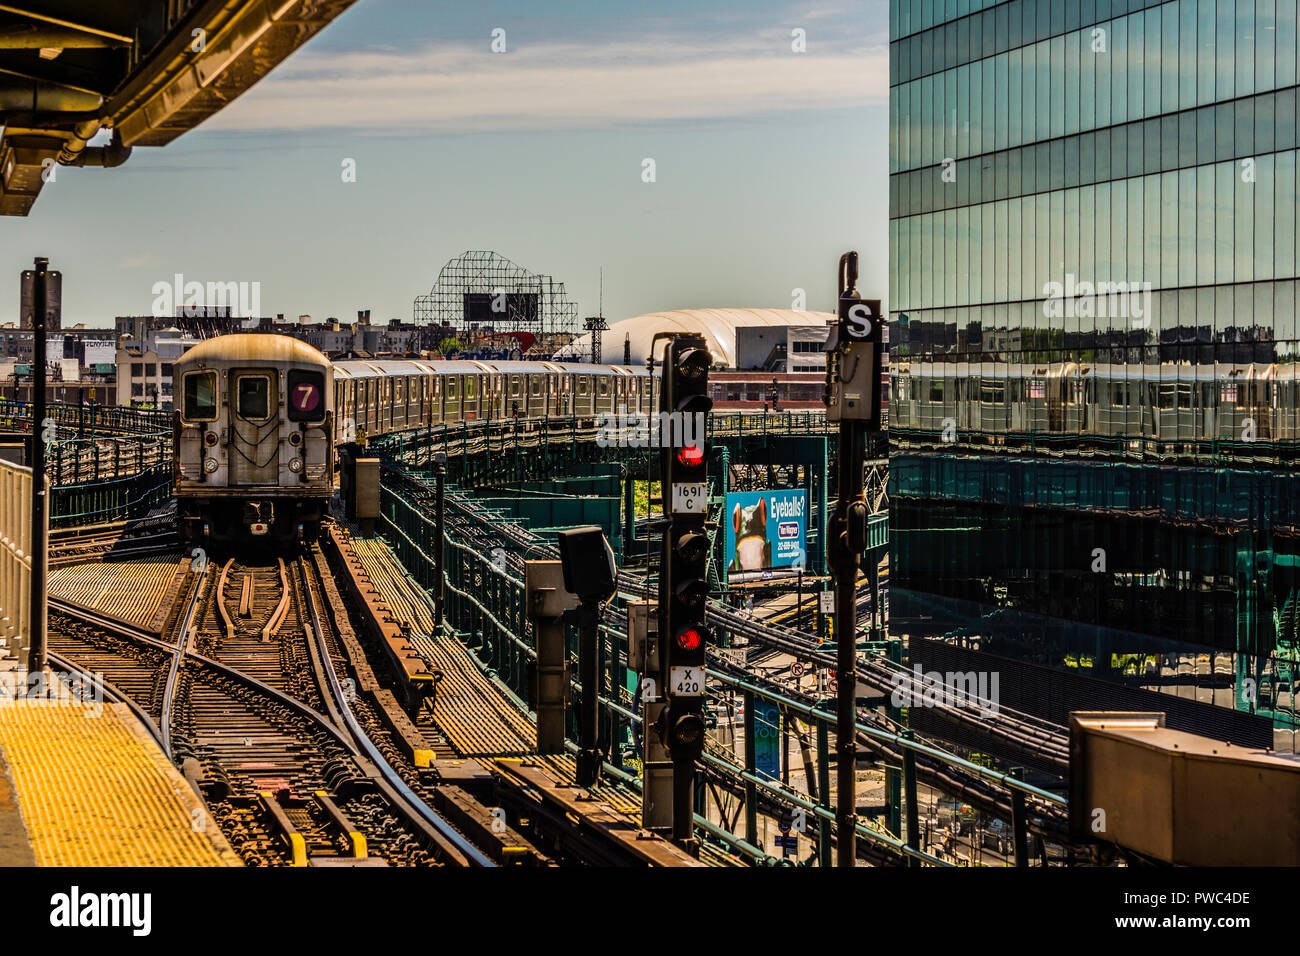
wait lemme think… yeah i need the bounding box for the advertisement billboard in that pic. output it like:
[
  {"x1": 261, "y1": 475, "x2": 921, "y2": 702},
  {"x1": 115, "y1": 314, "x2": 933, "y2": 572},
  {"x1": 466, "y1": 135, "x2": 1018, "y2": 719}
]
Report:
[{"x1": 724, "y1": 489, "x2": 807, "y2": 574}]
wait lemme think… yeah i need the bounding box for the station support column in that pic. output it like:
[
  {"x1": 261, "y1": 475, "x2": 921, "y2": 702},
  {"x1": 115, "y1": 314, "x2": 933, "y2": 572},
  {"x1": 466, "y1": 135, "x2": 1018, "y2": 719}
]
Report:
[{"x1": 22, "y1": 257, "x2": 57, "y2": 676}]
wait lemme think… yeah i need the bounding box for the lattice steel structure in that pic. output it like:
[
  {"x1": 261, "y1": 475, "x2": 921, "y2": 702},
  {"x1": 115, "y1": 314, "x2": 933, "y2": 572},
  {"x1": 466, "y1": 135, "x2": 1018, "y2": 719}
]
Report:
[{"x1": 413, "y1": 251, "x2": 580, "y2": 338}]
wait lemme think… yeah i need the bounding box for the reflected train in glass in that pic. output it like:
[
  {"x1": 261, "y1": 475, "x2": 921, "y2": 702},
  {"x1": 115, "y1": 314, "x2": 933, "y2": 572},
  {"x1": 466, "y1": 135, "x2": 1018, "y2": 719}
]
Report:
[{"x1": 890, "y1": 361, "x2": 1300, "y2": 463}]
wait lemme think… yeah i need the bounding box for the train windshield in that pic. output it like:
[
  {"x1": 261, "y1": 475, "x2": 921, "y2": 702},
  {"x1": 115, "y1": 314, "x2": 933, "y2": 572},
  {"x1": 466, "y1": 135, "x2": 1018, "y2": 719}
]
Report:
[
  {"x1": 182, "y1": 371, "x2": 217, "y2": 421},
  {"x1": 237, "y1": 375, "x2": 271, "y2": 420}
]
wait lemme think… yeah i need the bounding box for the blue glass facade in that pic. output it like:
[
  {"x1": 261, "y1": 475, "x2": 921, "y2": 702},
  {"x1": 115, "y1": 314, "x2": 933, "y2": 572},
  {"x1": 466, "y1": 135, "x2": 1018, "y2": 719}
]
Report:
[{"x1": 888, "y1": 0, "x2": 1300, "y2": 748}]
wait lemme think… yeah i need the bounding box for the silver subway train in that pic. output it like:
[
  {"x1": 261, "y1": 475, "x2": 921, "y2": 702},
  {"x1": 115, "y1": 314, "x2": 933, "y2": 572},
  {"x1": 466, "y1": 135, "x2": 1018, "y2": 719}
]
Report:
[{"x1": 173, "y1": 333, "x2": 661, "y2": 543}]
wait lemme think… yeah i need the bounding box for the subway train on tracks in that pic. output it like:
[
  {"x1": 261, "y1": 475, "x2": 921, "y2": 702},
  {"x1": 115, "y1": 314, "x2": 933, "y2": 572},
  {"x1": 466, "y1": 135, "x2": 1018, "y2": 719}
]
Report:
[{"x1": 172, "y1": 333, "x2": 662, "y2": 543}]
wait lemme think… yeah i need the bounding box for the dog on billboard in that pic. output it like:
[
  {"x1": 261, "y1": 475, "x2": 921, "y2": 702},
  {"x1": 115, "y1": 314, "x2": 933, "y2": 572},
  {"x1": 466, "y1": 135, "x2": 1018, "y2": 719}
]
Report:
[{"x1": 729, "y1": 497, "x2": 771, "y2": 572}]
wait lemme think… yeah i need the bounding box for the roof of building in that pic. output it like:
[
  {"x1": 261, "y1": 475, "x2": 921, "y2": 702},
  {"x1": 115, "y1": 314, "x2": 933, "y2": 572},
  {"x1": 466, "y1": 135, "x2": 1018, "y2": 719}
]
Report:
[{"x1": 553, "y1": 309, "x2": 834, "y2": 367}]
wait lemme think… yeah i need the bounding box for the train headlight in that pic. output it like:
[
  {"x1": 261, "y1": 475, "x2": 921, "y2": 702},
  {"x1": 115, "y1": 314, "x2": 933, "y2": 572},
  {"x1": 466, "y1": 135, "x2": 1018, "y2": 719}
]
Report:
[
  {"x1": 288, "y1": 457, "x2": 303, "y2": 473},
  {"x1": 203, "y1": 457, "x2": 219, "y2": 474},
  {"x1": 288, "y1": 431, "x2": 303, "y2": 447}
]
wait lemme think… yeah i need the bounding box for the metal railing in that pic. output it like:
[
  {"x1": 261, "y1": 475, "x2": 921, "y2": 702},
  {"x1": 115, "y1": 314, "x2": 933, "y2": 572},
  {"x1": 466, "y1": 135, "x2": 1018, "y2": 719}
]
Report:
[
  {"x1": 0, "y1": 399, "x2": 171, "y2": 437},
  {"x1": 49, "y1": 463, "x2": 173, "y2": 528},
  {"x1": 0, "y1": 400, "x2": 173, "y2": 491},
  {"x1": 0, "y1": 459, "x2": 39, "y2": 664}
]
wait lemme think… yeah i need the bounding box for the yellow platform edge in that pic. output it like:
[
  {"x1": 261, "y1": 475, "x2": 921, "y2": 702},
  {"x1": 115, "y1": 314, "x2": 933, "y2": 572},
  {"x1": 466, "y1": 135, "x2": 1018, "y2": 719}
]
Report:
[{"x1": 0, "y1": 701, "x2": 241, "y2": 867}]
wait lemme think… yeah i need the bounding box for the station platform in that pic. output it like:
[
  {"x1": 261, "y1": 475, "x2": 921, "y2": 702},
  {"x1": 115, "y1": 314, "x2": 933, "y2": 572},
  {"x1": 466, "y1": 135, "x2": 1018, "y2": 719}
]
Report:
[{"x1": 0, "y1": 701, "x2": 240, "y2": 866}]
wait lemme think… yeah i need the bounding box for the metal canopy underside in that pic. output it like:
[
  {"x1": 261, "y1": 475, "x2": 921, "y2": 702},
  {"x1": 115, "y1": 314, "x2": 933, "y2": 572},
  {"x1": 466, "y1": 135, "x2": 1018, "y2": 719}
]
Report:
[{"x1": 0, "y1": 0, "x2": 357, "y2": 216}]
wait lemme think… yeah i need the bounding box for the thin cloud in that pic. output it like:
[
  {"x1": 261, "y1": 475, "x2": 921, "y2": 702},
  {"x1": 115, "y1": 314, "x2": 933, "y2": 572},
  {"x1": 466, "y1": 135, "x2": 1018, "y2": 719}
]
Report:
[{"x1": 204, "y1": 33, "x2": 888, "y2": 134}]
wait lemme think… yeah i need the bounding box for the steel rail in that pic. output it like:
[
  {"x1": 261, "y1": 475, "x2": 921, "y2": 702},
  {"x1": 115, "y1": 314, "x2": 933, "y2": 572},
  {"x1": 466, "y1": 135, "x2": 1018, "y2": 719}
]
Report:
[
  {"x1": 160, "y1": 562, "x2": 205, "y2": 761},
  {"x1": 294, "y1": 552, "x2": 494, "y2": 868},
  {"x1": 52, "y1": 592, "x2": 365, "y2": 758}
]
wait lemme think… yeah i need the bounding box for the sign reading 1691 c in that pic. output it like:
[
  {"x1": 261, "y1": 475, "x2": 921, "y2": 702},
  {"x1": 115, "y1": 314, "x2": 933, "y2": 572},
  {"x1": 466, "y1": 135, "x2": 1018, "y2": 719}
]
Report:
[{"x1": 671, "y1": 482, "x2": 708, "y2": 515}]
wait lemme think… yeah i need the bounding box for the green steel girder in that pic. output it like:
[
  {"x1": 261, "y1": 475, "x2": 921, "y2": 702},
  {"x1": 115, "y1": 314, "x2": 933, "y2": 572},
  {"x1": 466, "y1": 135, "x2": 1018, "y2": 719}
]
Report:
[{"x1": 369, "y1": 414, "x2": 834, "y2": 491}]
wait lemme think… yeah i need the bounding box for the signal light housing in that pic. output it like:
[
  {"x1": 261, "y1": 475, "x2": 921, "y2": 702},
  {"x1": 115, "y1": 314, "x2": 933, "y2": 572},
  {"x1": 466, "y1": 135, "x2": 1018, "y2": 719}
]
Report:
[
  {"x1": 674, "y1": 531, "x2": 709, "y2": 564},
  {"x1": 675, "y1": 626, "x2": 704, "y2": 651},
  {"x1": 676, "y1": 347, "x2": 710, "y2": 382},
  {"x1": 676, "y1": 445, "x2": 705, "y2": 468},
  {"x1": 671, "y1": 711, "x2": 704, "y2": 748},
  {"x1": 204, "y1": 431, "x2": 218, "y2": 446},
  {"x1": 675, "y1": 579, "x2": 708, "y2": 611},
  {"x1": 656, "y1": 331, "x2": 712, "y2": 772}
]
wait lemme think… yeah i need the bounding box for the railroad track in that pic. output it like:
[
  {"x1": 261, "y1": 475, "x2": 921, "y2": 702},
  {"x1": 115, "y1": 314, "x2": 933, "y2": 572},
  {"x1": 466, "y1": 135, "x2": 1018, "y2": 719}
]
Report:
[
  {"x1": 51, "y1": 551, "x2": 495, "y2": 868},
  {"x1": 46, "y1": 605, "x2": 172, "y2": 739},
  {"x1": 50, "y1": 519, "x2": 703, "y2": 868},
  {"x1": 327, "y1": 525, "x2": 716, "y2": 865}
]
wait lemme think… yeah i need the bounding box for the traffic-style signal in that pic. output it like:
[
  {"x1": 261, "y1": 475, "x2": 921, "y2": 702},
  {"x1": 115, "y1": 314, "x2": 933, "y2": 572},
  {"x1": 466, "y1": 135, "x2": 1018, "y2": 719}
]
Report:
[
  {"x1": 657, "y1": 333, "x2": 713, "y2": 768},
  {"x1": 660, "y1": 336, "x2": 712, "y2": 501}
]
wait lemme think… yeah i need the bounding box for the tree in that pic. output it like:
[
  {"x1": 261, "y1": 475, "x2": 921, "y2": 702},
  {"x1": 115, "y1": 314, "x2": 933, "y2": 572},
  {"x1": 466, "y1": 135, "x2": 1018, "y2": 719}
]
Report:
[{"x1": 438, "y1": 336, "x2": 464, "y2": 355}]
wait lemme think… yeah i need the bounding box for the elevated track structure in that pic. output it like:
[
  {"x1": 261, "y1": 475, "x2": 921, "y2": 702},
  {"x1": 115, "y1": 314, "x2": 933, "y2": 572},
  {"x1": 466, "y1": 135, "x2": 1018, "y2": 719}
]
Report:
[
  {"x1": 0, "y1": 399, "x2": 173, "y2": 526},
  {"x1": 367, "y1": 412, "x2": 1074, "y2": 866}
]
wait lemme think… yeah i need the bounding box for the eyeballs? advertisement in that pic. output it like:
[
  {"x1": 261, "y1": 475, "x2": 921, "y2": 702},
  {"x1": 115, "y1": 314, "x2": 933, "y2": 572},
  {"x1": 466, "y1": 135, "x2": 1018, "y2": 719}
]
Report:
[{"x1": 725, "y1": 489, "x2": 808, "y2": 573}]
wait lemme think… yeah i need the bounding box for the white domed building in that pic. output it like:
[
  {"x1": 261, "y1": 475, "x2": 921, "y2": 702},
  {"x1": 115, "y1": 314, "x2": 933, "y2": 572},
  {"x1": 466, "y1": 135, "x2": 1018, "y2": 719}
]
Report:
[{"x1": 554, "y1": 308, "x2": 834, "y2": 371}]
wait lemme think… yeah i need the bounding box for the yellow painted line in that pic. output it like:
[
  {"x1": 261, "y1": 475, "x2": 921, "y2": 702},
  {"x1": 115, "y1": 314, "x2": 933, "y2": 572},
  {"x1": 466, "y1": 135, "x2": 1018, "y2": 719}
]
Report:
[{"x1": 0, "y1": 702, "x2": 239, "y2": 866}]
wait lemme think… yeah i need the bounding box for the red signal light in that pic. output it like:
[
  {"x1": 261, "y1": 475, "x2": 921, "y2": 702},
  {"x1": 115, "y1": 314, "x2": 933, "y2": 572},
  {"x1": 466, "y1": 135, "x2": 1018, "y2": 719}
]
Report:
[
  {"x1": 204, "y1": 432, "x2": 218, "y2": 446},
  {"x1": 677, "y1": 445, "x2": 704, "y2": 467},
  {"x1": 676, "y1": 627, "x2": 703, "y2": 651}
]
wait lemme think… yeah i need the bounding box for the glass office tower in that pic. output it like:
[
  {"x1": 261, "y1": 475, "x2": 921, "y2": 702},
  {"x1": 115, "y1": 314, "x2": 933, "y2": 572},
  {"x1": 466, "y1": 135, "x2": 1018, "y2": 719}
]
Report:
[{"x1": 888, "y1": 0, "x2": 1299, "y2": 750}]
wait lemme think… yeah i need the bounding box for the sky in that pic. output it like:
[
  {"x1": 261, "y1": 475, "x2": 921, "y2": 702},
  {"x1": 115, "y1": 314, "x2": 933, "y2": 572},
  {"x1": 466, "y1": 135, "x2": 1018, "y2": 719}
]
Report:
[{"x1": 2, "y1": 0, "x2": 890, "y2": 329}]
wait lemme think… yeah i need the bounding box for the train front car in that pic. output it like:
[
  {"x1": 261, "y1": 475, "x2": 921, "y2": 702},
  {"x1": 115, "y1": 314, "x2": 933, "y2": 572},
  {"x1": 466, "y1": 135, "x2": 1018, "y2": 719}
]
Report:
[{"x1": 172, "y1": 334, "x2": 334, "y2": 546}]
